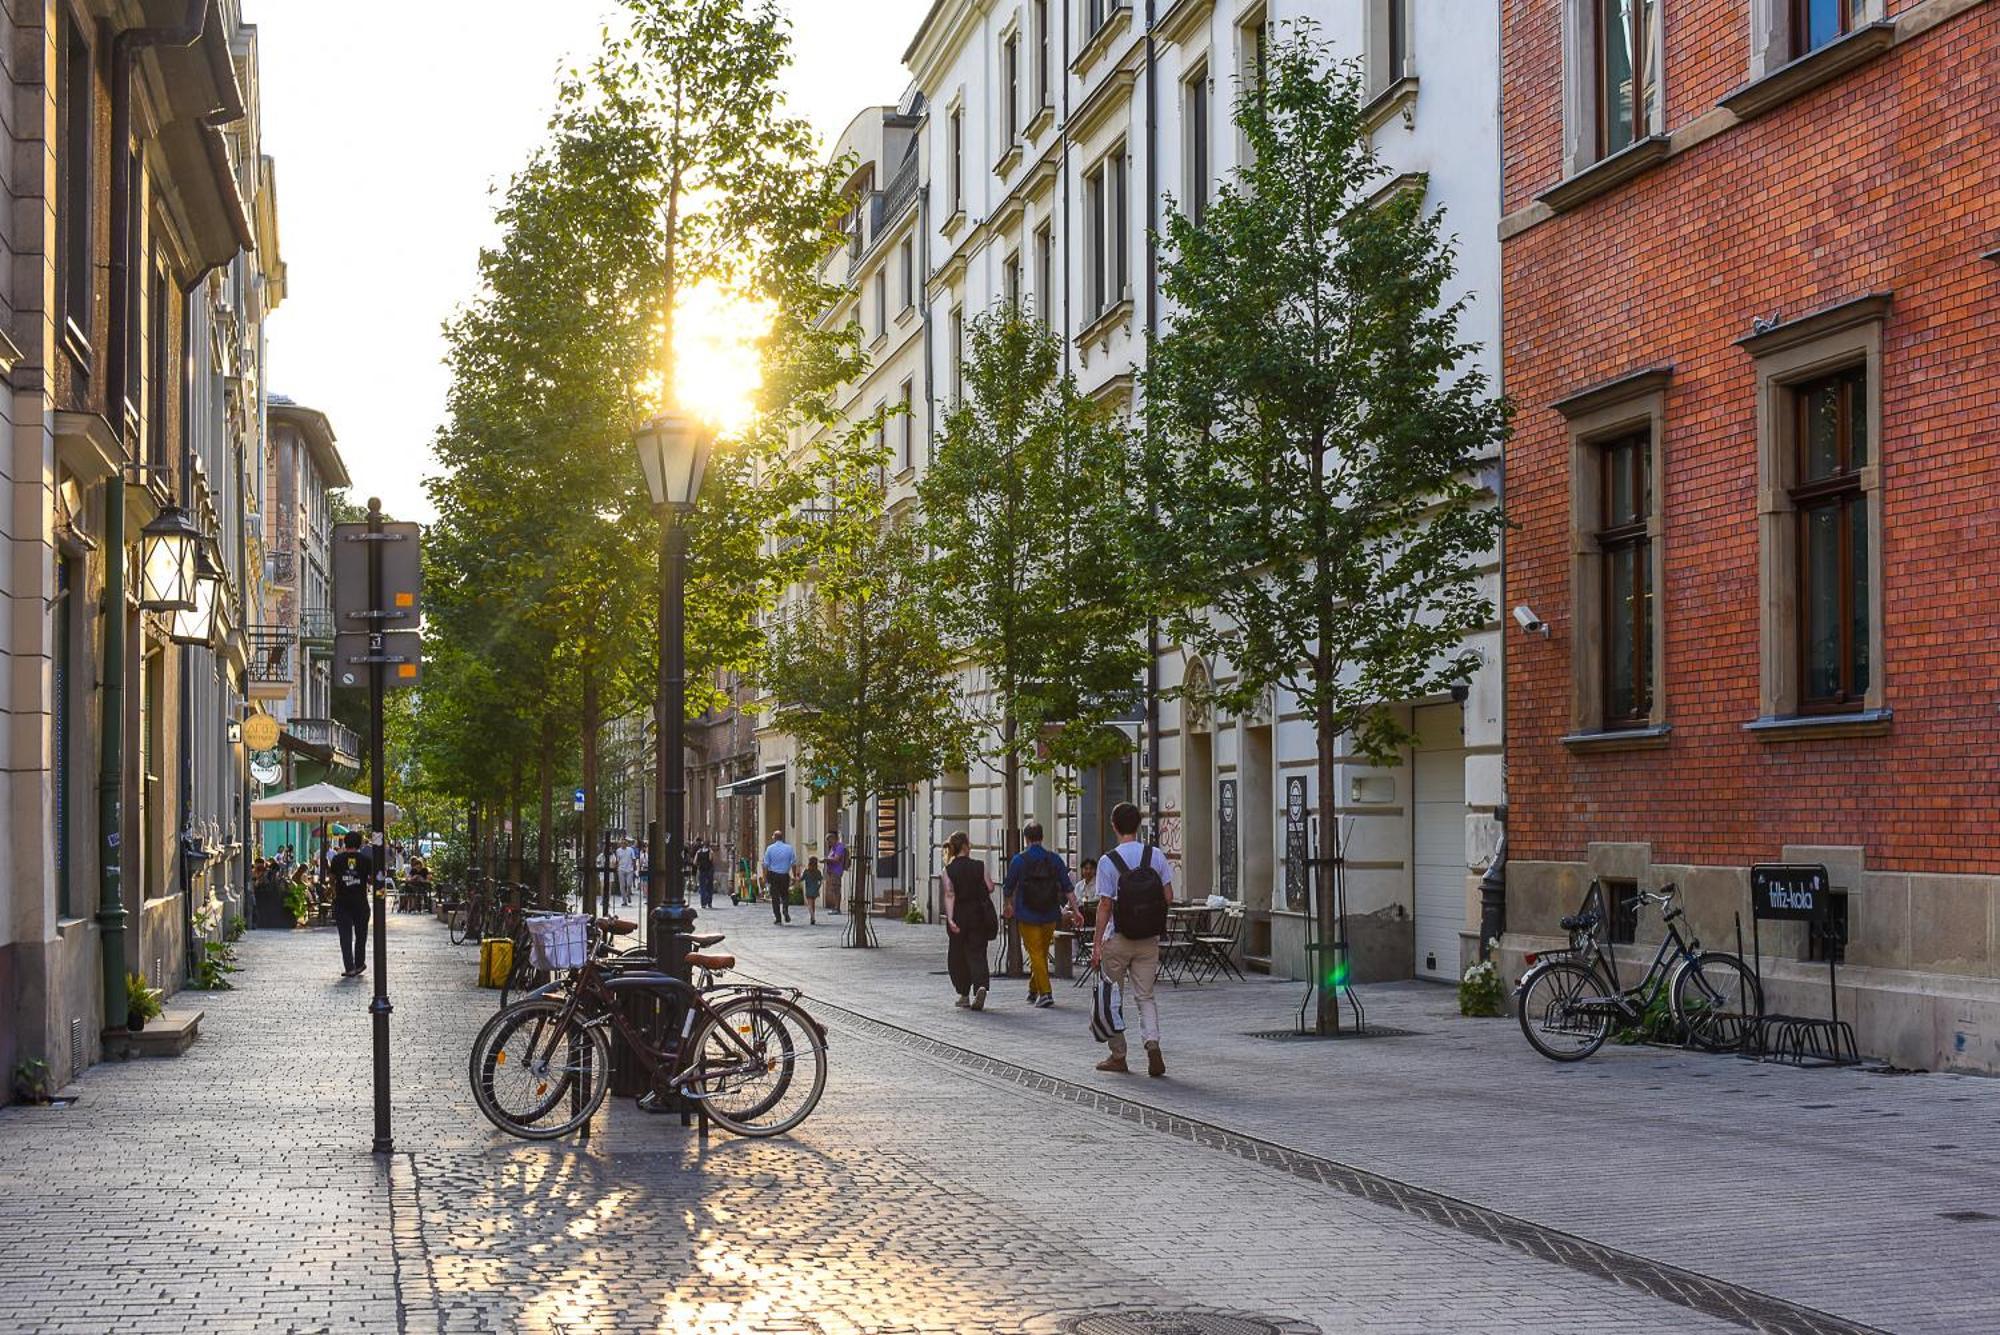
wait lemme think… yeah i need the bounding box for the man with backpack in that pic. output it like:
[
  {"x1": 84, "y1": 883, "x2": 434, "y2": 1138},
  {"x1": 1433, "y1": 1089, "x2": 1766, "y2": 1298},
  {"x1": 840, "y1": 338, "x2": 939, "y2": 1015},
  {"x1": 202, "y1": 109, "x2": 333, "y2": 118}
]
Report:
[
  {"x1": 1003, "y1": 820, "x2": 1079, "y2": 1008},
  {"x1": 327, "y1": 830, "x2": 373, "y2": 979},
  {"x1": 1091, "y1": 801, "x2": 1171, "y2": 1076}
]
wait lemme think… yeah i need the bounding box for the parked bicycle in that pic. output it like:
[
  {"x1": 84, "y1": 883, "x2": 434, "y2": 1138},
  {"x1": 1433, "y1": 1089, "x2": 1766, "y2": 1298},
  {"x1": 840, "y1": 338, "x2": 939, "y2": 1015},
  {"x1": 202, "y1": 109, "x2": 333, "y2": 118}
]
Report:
[
  {"x1": 467, "y1": 919, "x2": 827, "y2": 1140},
  {"x1": 1515, "y1": 882, "x2": 1763, "y2": 1062}
]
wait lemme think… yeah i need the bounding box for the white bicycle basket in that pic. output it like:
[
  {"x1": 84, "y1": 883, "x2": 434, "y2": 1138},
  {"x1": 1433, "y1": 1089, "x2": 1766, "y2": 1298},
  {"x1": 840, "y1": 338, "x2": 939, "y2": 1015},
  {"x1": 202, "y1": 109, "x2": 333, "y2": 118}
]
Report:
[{"x1": 526, "y1": 913, "x2": 591, "y2": 971}]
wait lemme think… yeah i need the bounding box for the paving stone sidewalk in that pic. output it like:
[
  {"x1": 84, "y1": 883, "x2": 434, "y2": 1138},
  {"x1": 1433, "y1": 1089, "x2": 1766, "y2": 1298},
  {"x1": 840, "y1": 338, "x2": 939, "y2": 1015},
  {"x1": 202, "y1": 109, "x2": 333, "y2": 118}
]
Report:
[
  {"x1": 717, "y1": 902, "x2": 2000, "y2": 1335},
  {"x1": 0, "y1": 909, "x2": 1840, "y2": 1335}
]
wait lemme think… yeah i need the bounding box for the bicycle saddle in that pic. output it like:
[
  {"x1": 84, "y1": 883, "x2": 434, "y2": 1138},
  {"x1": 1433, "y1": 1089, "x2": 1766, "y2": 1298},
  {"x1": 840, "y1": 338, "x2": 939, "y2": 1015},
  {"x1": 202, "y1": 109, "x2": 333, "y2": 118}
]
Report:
[
  {"x1": 1560, "y1": 910, "x2": 1600, "y2": 931},
  {"x1": 687, "y1": 932, "x2": 726, "y2": 948},
  {"x1": 594, "y1": 917, "x2": 638, "y2": 936},
  {"x1": 685, "y1": 951, "x2": 735, "y2": 971}
]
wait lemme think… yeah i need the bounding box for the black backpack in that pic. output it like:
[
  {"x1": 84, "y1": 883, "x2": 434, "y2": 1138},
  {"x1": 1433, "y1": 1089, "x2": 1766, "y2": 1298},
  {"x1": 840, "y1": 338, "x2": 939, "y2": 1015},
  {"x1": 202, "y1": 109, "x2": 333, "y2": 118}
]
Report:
[
  {"x1": 1111, "y1": 845, "x2": 1168, "y2": 939},
  {"x1": 1020, "y1": 853, "x2": 1065, "y2": 914}
]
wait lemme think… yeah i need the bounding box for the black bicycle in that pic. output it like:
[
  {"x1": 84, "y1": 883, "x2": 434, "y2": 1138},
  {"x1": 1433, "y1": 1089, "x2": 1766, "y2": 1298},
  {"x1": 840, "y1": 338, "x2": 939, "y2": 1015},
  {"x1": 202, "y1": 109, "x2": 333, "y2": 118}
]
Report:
[
  {"x1": 1515, "y1": 882, "x2": 1763, "y2": 1061},
  {"x1": 467, "y1": 923, "x2": 827, "y2": 1139}
]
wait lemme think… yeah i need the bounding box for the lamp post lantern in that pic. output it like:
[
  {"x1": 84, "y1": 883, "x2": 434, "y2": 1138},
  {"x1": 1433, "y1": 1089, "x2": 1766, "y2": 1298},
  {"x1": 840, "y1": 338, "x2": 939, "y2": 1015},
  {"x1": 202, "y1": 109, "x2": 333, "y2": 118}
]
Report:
[
  {"x1": 633, "y1": 410, "x2": 715, "y2": 984},
  {"x1": 169, "y1": 537, "x2": 224, "y2": 646},
  {"x1": 137, "y1": 503, "x2": 203, "y2": 612}
]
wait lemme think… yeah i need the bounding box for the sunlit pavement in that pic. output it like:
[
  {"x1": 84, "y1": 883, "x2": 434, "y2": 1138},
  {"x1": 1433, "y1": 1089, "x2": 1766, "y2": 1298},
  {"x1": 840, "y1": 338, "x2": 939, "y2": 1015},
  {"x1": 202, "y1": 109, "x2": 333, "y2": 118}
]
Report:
[{"x1": 0, "y1": 906, "x2": 1992, "y2": 1334}]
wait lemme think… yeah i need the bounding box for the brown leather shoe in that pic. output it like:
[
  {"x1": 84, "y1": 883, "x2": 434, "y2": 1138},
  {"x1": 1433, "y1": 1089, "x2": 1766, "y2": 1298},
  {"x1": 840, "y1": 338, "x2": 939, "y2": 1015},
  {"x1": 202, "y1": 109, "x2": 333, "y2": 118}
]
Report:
[
  {"x1": 1095, "y1": 1054, "x2": 1129, "y2": 1073},
  {"x1": 1146, "y1": 1043, "x2": 1166, "y2": 1077}
]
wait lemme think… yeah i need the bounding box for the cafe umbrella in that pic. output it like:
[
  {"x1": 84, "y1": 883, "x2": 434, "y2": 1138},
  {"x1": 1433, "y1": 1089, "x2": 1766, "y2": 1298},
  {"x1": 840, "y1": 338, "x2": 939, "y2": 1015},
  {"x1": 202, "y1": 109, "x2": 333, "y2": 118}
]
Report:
[{"x1": 252, "y1": 783, "x2": 402, "y2": 889}]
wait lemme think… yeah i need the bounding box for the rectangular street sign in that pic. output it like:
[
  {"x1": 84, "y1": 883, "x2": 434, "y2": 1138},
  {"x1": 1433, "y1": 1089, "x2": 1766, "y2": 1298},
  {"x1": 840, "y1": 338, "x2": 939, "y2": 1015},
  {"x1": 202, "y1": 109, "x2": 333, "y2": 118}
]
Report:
[
  {"x1": 334, "y1": 631, "x2": 423, "y2": 690},
  {"x1": 573, "y1": 788, "x2": 586, "y2": 812},
  {"x1": 331, "y1": 520, "x2": 422, "y2": 632},
  {"x1": 1749, "y1": 863, "x2": 1832, "y2": 922}
]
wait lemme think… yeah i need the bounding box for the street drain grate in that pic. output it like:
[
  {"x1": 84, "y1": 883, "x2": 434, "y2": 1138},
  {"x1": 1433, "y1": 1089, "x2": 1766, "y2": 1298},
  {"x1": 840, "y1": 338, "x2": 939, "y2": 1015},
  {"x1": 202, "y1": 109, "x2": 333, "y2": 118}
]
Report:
[
  {"x1": 1062, "y1": 1310, "x2": 1315, "y2": 1335},
  {"x1": 1245, "y1": 1025, "x2": 1421, "y2": 1040},
  {"x1": 1937, "y1": 1210, "x2": 1998, "y2": 1224}
]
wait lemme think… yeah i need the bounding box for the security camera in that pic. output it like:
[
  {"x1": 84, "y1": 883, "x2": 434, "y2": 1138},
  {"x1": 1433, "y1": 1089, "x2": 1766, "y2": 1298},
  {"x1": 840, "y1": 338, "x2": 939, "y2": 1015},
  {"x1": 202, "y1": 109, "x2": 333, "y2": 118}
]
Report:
[{"x1": 1512, "y1": 605, "x2": 1547, "y2": 636}]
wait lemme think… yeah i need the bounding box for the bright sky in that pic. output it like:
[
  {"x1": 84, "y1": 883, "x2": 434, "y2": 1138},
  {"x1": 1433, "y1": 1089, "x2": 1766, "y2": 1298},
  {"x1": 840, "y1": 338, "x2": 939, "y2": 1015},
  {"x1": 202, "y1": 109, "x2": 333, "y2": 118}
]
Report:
[{"x1": 256, "y1": 0, "x2": 931, "y2": 522}]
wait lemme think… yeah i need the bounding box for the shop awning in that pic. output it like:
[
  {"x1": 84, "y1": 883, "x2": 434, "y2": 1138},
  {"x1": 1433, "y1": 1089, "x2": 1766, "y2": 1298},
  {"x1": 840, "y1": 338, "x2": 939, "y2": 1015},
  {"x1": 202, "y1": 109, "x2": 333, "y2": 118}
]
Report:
[{"x1": 716, "y1": 768, "x2": 783, "y2": 797}]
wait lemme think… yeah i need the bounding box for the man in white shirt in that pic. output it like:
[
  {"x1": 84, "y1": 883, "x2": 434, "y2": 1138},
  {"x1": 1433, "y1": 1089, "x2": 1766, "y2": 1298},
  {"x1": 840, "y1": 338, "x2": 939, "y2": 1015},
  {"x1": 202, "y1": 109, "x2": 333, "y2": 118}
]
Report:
[
  {"x1": 762, "y1": 831, "x2": 797, "y2": 924},
  {"x1": 614, "y1": 839, "x2": 637, "y2": 905},
  {"x1": 1091, "y1": 801, "x2": 1172, "y2": 1076}
]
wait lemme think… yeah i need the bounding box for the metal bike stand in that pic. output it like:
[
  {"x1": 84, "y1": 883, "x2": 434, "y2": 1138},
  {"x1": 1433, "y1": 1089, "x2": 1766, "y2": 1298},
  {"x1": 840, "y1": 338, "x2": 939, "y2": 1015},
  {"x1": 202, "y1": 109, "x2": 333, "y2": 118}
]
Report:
[{"x1": 1744, "y1": 864, "x2": 1860, "y2": 1067}]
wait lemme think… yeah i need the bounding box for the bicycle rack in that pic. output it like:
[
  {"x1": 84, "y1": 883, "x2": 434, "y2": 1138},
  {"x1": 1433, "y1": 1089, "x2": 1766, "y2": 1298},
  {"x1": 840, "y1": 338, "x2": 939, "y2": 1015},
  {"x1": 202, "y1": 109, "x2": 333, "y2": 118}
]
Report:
[{"x1": 1743, "y1": 863, "x2": 1861, "y2": 1068}]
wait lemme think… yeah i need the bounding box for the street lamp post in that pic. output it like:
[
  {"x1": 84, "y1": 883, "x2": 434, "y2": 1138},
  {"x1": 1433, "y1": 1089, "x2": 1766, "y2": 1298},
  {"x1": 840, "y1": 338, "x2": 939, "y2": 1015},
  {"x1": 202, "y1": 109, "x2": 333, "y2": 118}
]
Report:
[{"x1": 633, "y1": 411, "x2": 715, "y2": 983}]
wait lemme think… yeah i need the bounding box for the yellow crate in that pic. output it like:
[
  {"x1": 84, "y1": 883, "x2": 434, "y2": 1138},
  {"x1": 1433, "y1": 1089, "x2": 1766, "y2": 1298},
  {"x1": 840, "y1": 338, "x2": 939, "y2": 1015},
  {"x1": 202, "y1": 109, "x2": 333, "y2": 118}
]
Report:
[{"x1": 478, "y1": 938, "x2": 513, "y2": 989}]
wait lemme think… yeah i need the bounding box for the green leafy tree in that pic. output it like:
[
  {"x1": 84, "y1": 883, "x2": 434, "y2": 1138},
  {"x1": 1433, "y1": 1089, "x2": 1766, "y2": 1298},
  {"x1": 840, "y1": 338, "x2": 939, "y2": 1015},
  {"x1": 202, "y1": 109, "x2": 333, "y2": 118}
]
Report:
[
  {"x1": 921, "y1": 310, "x2": 1146, "y2": 955},
  {"x1": 1143, "y1": 30, "x2": 1509, "y2": 1031},
  {"x1": 416, "y1": 0, "x2": 853, "y2": 907},
  {"x1": 764, "y1": 430, "x2": 973, "y2": 944}
]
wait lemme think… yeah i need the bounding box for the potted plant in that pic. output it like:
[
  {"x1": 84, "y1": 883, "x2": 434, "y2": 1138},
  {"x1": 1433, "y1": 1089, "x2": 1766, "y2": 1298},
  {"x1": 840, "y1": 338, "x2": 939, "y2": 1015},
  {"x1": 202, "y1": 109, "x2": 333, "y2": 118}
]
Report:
[
  {"x1": 125, "y1": 971, "x2": 164, "y2": 1032},
  {"x1": 11, "y1": 1058, "x2": 53, "y2": 1104}
]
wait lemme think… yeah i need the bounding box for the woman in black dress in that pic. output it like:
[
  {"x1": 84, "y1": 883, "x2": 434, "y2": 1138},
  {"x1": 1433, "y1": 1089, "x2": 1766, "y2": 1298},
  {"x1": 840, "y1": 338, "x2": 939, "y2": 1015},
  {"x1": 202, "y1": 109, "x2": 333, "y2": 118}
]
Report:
[{"x1": 940, "y1": 830, "x2": 996, "y2": 1010}]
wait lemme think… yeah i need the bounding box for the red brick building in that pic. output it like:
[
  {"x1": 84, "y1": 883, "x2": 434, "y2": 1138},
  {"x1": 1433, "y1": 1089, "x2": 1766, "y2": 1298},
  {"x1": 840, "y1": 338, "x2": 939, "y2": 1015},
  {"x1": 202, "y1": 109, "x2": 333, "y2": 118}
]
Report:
[{"x1": 1498, "y1": 0, "x2": 2000, "y2": 1070}]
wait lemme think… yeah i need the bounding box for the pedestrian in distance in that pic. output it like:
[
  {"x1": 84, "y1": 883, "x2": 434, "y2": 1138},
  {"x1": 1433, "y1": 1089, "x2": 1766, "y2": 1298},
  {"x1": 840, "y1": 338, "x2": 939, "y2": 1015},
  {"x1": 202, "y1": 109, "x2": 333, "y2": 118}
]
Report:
[
  {"x1": 328, "y1": 830, "x2": 373, "y2": 979},
  {"x1": 802, "y1": 856, "x2": 824, "y2": 925},
  {"x1": 695, "y1": 841, "x2": 716, "y2": 909},
  {"x1": 824, "y1": 832, "x2": 847, "y2": 915},
  {"x1": 1090, "y1": 802, "x2": 1172, "y2": 1076},
  {"x1": 1004, "y1": 820, "x2": 1079, "y2": 1008},
  {"x1": 615, "y1": 839, "x2": 637, "y2": 906},
  {"x1": 941, "y1": 831, "x2": 997, "y2": 1010},
  {"x1": 762, "y1": 830, "x2": 797, "y2": 924}
]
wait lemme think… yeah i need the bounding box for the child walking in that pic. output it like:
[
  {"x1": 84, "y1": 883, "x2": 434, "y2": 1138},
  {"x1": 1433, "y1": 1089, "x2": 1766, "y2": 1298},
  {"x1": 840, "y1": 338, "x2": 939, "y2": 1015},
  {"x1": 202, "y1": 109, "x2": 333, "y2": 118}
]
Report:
[{"x1": 802, "y1": 856, "x2": 824, "y2": 925}]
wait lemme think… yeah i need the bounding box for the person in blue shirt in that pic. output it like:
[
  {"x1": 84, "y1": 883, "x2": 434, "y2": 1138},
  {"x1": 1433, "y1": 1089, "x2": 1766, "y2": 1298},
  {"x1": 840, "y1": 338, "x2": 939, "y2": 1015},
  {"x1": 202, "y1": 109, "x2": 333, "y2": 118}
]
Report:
[
  {"x1": 761, "y1": 831, "x2": 797, "y2": 925},
  {"x1": 1003, "y1": 820, "x2": 1080, "y2": 1008}
]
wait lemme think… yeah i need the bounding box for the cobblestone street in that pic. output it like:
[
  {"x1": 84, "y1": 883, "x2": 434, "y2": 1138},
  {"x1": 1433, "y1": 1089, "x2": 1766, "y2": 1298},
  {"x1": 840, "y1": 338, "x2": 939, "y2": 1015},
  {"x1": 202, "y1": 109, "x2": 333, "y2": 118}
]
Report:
[{"x1": 1, "y1": 906, "x2": 1995, "y2": 1334}]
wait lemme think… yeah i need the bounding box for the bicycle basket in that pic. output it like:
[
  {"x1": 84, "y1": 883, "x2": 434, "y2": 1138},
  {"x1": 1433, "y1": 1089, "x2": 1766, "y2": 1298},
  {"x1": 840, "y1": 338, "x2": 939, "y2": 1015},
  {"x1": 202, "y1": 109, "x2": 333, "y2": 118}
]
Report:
[{"x1": 526, "y1": 913, "x2": 591, "y2": 971}]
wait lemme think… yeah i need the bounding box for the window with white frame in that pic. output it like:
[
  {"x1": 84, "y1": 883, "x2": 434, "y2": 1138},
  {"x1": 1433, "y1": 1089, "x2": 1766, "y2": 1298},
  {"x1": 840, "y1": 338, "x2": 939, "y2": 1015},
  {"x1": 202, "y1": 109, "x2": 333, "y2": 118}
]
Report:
[
  {"x1": 898, "y1": 378, "x2": 915, "y2": 472},
  {"x1": 899, "y1": 237, "x2": 915, "y2": 310},
  {"x1": 1183, "y1": 64, "x2": 1209, "y2": 226},
  {"x1": 1034, "y1": 221, "x2": 1054, "y2": 329},
  {"x1": 948, "y1": 104, "x2": 965, "y2": 214},
  {"x1": 1033, "y1": 0, "x2": 1053, "y2": 111},
  {"x1": 1240, "y1": 6, "x2": 1268, "y2": 100},
  {"x1": 872, "y1": 269, "x2": 886, "y2": 338},
  {"x1": 950, "y1": 304, "x2": 965, "y2": 400},
  {"x1": 1084, "y1": 145, "x2": 1128, "y2": 318},
  {"x1": 1001, "y1": 30, "x2": 1020, "y2": 145},
  {"x1": 1003, "y1": 250, "x2": 1022, "y2": 310},
  {"x1": 1368, "y1": 0, "x2": 1412, "y2": 92}
]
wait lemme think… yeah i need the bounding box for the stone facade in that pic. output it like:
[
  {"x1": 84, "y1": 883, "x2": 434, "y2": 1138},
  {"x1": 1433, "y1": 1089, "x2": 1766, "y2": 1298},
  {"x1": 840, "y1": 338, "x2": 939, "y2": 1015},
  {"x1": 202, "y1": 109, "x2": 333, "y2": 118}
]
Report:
[
  {"x1": 1498, "y1": 0, "x2": 2000, "y2": 1069},
  {"x1": 1, "y1": 0, "x2": 288, "y2": 1100}
]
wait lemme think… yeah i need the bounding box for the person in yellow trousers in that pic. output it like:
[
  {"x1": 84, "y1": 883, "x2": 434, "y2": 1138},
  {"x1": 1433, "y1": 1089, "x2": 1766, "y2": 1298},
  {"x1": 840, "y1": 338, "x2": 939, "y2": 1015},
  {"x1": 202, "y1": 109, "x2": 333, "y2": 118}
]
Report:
[{"x1": 1003, "y1": 821, "x2": 1079, "y2": 1008}]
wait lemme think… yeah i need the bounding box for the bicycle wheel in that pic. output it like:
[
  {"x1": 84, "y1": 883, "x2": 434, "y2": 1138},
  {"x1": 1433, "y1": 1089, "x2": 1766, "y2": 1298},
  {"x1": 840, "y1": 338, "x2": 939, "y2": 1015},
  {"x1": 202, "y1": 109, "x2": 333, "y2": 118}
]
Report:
[
  {"x1": 448, "y1": 902, "x2": 471, "y2": 945},
  {"x1": 1517, "y1": 961, "x2": 1612, "y2": 1061},
  {"x1": 1673, "y1": 952, "x2": 1763, "y2": 1053},
  {"x1": 468, "y1": 998, "x2": 609, "y2": 1139},
  {"x1": 686, "y1": 994, "x2": 827, "y2": 1137}
]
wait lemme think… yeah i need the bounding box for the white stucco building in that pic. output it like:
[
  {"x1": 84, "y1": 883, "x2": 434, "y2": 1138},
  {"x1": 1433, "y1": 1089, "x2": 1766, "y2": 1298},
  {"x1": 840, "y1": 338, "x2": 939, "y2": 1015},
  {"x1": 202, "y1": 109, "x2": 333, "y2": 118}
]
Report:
[{"x1": 745, "y1": 1, "x2": 1504, "y2": 985}]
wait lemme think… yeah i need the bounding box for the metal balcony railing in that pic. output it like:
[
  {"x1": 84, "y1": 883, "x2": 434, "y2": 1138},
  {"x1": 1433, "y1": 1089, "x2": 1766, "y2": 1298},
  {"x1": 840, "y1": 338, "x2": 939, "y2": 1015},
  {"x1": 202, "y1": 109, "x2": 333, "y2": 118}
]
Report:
[
  {"x1": 879, "y1": 152, "x2": 918, "y2": 230},
  {"x1": 299, "y1": 606, "x2": 334, "y2": 646},
  {"x1": 288, "y1": 717, "x2": 361, "y2": 766},
  {"x1": 247, "y1": 626, "x2": 294, "y2": 686}
]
